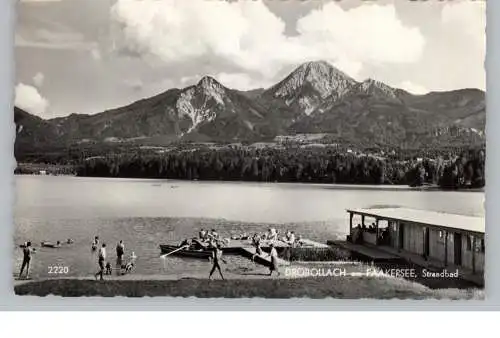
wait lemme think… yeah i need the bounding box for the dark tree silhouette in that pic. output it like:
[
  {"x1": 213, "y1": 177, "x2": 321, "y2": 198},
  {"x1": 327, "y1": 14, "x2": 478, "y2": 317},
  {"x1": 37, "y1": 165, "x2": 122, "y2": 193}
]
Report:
[{"x1": 73, "y1": 145, "x2": 485, "y2": 189}]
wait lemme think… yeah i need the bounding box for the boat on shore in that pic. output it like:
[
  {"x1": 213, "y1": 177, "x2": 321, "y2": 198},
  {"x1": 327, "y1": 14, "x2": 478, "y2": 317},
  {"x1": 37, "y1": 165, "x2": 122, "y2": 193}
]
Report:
[{"x1": 159, "y1": 244, "x2": 212, "y2": 259}]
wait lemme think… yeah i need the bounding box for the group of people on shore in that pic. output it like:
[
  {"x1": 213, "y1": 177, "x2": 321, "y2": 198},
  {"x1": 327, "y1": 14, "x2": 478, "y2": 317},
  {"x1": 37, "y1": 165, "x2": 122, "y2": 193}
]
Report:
[
  {"x1": 16, "y1": 237, "x2": 136, "y2": 281},
  {"x1": 91, "y1": 236, "x2": 136, "y2": 280},
  {"x1": 18, "y1": 226, "x2": 293, "y2": 281},
  {"x1": 249, "y1": 228, "x2": 300, "y2": 277},
  {"x1": 176, "y1": 227, "x2": 286, "y2": 279},
  {"x1": 176, "y1": 229, "x2": 227, "y2": 280},
  {"x1": 351, "y1": 223, "x2": 391, "y2": 245},
  {"x1": 252, "y1": 228, "x2": 300, "y2": 246},
  {"x1": 178, "y1": 228, "x2": 229, "y2": 251}
]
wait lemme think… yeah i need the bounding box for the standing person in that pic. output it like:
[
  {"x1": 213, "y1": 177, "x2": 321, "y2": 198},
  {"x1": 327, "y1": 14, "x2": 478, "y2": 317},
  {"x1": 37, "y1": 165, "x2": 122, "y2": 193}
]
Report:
[
  {"x1": 19, "y1": 241, "x2": 34, "y2": 279},
  {"x1": 199, "y1": 229, "x2": 207, "y2": 241},
  {"x1": 251, "y1": 233, "x2": 263, "y2": 262},
  {"x1": 116, "y1": 240, "x2": 125, "y2": 275},
  {"x1": 269, "y1": 228, "x2": 278, "y2": 241},
  {"x1": 209, "y1": 229, "x2": 219, "y2": 240},
  {"x1": 209, "y1": 244, "x2": 225, "y2": 280},
  {"x1": 91, "y1": 236, "x2": 99, "y2": 252},
  {"x1": 268, "y1": 243, "x2": 280, "y2": 277},
  {"x1": 94, "y1": 243, "x2": 106, "y2": 281}
]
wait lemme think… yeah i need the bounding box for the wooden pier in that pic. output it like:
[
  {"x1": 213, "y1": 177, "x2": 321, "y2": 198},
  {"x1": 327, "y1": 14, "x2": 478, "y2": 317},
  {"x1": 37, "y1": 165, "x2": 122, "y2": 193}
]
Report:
[
  {"x1": 220, "y1": 238, "x2": 331, "y2": 267},
  {"x1": 239, "y1": 246, "x2": 290, "y2": 267},
  {"x1": 161, "y1": 237, "x2": 333, "y2": 268},
  {"x1": 327, "y1": 240, "x2": 402, "y2": 263}
]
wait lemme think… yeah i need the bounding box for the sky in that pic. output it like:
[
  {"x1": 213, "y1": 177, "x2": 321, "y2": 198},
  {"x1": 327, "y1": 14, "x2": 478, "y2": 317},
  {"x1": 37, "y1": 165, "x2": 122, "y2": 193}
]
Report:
[{"x1": 14, "y1": 0, "x2": 486, "y2": 118}]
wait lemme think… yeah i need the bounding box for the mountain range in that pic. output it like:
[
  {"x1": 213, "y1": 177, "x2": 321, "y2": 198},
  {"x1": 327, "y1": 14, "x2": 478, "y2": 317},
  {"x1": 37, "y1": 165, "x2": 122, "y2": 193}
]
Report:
[{"x1": 14, "y1": 60, "x2": 485, "y2": 159}]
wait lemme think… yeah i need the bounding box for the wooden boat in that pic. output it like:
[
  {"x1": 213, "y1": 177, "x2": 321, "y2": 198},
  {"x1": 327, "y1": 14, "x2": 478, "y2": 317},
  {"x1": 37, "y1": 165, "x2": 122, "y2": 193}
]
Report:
[
  {"x1": 159, "y1": 244, "x2": 212, "y2": 259},
  {"x1": 41, "y1": 241, "x2": 61, "y2": 248}
]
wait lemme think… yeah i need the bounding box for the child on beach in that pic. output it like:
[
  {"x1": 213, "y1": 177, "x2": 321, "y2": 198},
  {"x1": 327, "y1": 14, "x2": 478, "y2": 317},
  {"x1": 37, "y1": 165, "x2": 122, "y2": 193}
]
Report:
[{"x1": 91, "y1": 236, "x2": 99, "y2": 252}]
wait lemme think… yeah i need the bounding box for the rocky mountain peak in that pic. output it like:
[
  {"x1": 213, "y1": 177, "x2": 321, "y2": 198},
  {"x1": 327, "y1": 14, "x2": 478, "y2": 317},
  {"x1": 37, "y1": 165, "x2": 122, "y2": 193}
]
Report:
[
  {"x1": 357, "y1": 78, "x2": 397, "y2": 99},
  {"x1": 194, "y1": 76, "x2": 226, "y2": 101},
  {"x1": 13, "y1": 60, "x2": 486, "y2": 153},
  {"x1": 197, "y1": 75, "x2": 221, "y2": 88},
  {"x1": 275, "y1": 60, "x2": 355, "y2": 98},
  {"x1": 175, "y1": 76, "x2": 228, "y2": 132},
  {"x1": 265, "y1": 60, "x2": 357, "y2": 115}
]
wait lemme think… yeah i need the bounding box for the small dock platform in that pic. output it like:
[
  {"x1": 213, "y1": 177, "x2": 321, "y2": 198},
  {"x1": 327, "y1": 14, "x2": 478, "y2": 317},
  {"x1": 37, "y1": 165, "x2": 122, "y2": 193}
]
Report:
[
  {"x1": 220, "y1": 238, "x2": 330, "y2": 267},
  {"x1": 239, "y1": 247, "x2": 290, "y2": 267},
  {"x1": 223, "y1": 238, "x2": 329, "y2": 251},
  {"x1": 162, "y1": 238, "x2": 338, "y2": 268},
  {"x1": 299, "y1": 238, "x2": 330, "y2": 248},
  {"x1": 327, "y1": 240, "x2": 402, "y2": 263}
]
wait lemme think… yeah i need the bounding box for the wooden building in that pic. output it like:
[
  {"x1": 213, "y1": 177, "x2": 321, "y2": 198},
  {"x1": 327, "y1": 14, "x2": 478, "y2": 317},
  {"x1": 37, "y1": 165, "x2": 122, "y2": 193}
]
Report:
[{"x1": 346, "y1": 208, "x2": 485, "y2": 276}]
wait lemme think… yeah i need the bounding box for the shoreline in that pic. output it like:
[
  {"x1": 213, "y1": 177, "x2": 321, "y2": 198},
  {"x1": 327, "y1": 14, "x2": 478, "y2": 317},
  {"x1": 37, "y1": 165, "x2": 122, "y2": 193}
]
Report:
[
  {"x1": 13, "y1": 255, "x2": 485, "y2": 299},
  {"x1": 13, "y1": 275, "x2": 484, "y2": 299},
  {"x1": 13, "y1": 174, "x2": 485, "y2": 193}
]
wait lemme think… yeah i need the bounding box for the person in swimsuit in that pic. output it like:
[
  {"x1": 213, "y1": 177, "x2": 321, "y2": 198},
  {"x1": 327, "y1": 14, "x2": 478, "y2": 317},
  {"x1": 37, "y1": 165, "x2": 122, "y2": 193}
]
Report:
[
  {"x1": 251, "y1": 234, "x2": 263, "y2": 261},
  {"x1": 268, "y1": 243, "x2": 280, "y2": 277},
  {"x1": 116, "y1": 240, "x2": 125, "y2": 275},
  {"x1": 94, "y1": 243, "x2": 106, "y2": 280},
  {"x1": 209, "y1": 244, "x2": 225, "y2": 280},
  {"x1": 199, "y1": 229, "x2": 207, "y2": 241},
  {"x1": 19, "y1": 241, "x2": 34, "y2": 279}
]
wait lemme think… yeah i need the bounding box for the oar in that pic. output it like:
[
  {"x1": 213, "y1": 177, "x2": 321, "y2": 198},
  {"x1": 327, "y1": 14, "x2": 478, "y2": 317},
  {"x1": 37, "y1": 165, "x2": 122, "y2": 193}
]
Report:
[{"x1": 160, "y1": 245, "x2": 189, "y2": 259}]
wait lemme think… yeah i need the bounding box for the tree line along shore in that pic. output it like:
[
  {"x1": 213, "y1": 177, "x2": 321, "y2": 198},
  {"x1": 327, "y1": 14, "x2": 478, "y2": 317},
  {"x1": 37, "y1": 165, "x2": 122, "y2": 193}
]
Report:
[{"x1": 15, "y1": 144, "x2": 485, "y2": 190}]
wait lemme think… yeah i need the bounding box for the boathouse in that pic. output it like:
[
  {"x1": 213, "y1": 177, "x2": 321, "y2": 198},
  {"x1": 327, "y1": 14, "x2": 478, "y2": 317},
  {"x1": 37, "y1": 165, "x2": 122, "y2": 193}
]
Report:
[{"x1": 346, "y1": 208, "x2": 485, "y2": 276}]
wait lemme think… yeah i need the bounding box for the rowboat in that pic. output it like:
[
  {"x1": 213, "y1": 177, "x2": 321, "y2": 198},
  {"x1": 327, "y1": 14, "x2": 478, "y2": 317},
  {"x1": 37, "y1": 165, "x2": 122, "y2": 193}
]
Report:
[
  {"x1": 41, "y1": 241, "x2": 61, "y2": 248},
  {"x1": 159, "y1": 244, "x2": 212, "y2": 259}
]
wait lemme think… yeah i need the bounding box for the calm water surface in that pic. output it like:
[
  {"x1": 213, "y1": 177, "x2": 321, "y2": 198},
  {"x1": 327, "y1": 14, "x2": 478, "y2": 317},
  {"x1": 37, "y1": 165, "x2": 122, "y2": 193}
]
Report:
[{"x1": 14, "y1": 176, "x2": 484, "y2": 279}]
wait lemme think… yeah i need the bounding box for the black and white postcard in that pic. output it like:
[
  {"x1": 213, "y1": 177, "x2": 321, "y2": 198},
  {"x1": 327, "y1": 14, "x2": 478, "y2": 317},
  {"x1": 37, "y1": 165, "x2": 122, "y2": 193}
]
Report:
[{"x1": 13, "y1": 0, "x2": 485, "y2": 300}]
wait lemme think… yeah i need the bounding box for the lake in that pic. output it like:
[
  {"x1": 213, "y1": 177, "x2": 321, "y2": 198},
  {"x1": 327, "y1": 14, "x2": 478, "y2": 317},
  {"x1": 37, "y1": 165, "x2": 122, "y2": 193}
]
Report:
[{"x1": 13, "y1": 175, "x2": 485, "y2": 280}]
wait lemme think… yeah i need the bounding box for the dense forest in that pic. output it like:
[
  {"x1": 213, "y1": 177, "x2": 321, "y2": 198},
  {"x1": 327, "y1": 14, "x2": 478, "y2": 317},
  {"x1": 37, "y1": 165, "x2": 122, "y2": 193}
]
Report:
[{"x1": 74, "y1": 145, "x2": 485, "y2": 189}]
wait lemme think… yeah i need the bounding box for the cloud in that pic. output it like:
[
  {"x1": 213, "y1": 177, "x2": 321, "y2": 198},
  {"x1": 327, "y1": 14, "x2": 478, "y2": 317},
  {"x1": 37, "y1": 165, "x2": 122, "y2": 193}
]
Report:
[
  {"x1": 110, "y1": 0, "x2": 425, "y2": 88},
  {"x1": 441, "y1": 1, "x2": 485, "y2": 57},
  {"x1": 15, "y1": 83, "x2": 50, "y2": 117},
  {"x1": 124, "y1": 79, "x2": 143, "y2": 91},
  {"x1": 20, "y1": 0, "x2": 62, "y2": 3},
  {"x1": 296, "y1": 3, "x2": 425, "y2": 65},
  {"x1": 15, "y1": 18, "x2": 98, "y2": 51},
  {"x1": 442, "y1": 1, "x2": 485, "y2": 51},
  {"x1": 397, "y1": 81, "x2": 428, "y2": 95},
  {"x1": 32, "y1": 72, "x2": 45, "y2": 87},
  {"x1": 215, "y1": 73, "x2": 274, "y2": 91},
  {"x1": 15, "y1": 33, "x2": 98, "y2": 50},
  {"x1": 90, "y1": 48, "x2": 101, "y2": 60},
  {"x1": 442, "y1": 1, "x2": 485, "y2": 35},
  {"x1": 438, "y1": 1, "x2": 485, "y2": 90}
]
